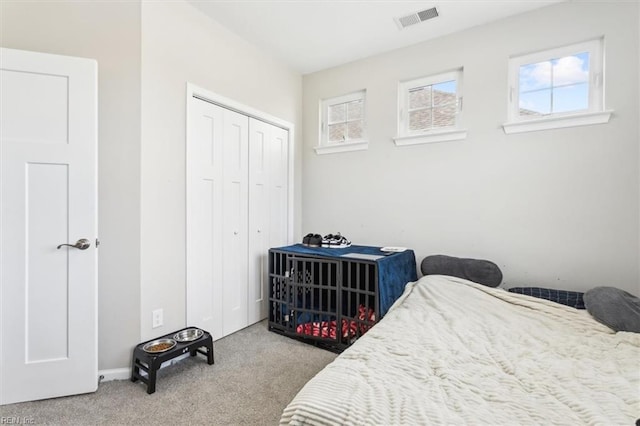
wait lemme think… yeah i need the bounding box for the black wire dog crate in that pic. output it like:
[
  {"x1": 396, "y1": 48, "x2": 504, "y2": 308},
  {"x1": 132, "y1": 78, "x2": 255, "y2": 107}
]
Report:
[{"x1": 269, "y1": 246, "x2": 412, "y2": 352}]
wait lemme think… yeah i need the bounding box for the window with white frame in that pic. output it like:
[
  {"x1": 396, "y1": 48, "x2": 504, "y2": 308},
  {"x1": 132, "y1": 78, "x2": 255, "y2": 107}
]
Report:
[
  {"x1": 503, "y1": 38, "x2": 611, "y2": 134},
  {"x1": 394, "y1": 69, "x2": 466, "y2": 146},
  {"x1": 316, "y1": 90, "x2": 367, "y2": 154}
]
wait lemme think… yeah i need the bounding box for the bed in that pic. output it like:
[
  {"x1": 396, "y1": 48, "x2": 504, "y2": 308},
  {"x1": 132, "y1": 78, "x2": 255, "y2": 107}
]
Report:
[{"x1": 280, "y1": 274, "x2": 640, "y2": 425}]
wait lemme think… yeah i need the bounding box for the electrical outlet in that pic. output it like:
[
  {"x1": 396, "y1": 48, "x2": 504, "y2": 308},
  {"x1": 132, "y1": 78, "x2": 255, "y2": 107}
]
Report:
[{"x1": 152, "y1": 309, "x2": 163, "y2": 328}]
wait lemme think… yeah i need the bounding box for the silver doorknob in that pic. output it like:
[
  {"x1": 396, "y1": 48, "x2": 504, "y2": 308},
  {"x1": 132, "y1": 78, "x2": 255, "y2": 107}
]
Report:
[{"x1": 57, "y1": 238, "x2": 91, "y2": 250}]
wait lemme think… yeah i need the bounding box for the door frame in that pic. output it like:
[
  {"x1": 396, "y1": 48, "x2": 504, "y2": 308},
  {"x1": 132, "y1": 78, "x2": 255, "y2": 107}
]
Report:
[{"x1": 184, "y1": 82, "x2": 295, "y2": 328}]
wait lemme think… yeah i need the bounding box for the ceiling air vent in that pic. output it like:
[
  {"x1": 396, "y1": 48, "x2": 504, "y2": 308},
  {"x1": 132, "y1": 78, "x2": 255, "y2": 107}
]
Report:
[{"x1": 395, "y1": 7, "x2": 439, "y2": 30}]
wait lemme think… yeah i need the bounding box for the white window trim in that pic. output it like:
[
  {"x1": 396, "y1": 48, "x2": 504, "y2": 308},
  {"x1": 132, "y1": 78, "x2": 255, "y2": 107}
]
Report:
[
  {"x1": 394, "y1": 69, "x2": 467, "y2": 146},
  {"x1": 393, "y1": 128, "x2": 467, "y2": 146},
  {"x1": 315, "y1": 90, "x2": 367, "y2": 155},
  {"x1": 503, "y1": 38, "x2": 612, "y2": 134},
  {"x1": 313, "y1": 140, "x2": 369, "y2": 155},
  {"x1": 503, "y1": 110, "x2": 613, "y2": 134}
]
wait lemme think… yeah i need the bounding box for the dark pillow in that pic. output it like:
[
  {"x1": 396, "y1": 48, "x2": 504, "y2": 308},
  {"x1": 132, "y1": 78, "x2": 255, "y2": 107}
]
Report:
[
  {"x1": 584, "y1": 287, "x2": 640, "y2": 333},
  {"x1": 508, "y1": 287, "x2": 585, "y2": 309},
  {"x1": 421, "y1": 255, "x2": 502, "y2": 287}
]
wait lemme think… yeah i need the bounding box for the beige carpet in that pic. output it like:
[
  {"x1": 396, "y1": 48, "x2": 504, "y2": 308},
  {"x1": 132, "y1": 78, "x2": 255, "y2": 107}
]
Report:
[{"x1": 0, "y1": 321, "x2": 337, "y2": 425}]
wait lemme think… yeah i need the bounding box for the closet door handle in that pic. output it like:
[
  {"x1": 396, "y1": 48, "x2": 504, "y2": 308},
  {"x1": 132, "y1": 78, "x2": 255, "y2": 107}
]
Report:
[{"x1": 233, "y1": 231, "x2": 238, "y2": 235}]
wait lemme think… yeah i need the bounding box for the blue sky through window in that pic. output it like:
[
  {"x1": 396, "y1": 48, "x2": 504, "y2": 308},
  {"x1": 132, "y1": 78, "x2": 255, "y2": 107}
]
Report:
[
  {"x1": 518, "y1": 52, "x2": 589, "y2": 115},
  {"x1": 433, "y1": 80, "x2": 456, "y2": 95}
]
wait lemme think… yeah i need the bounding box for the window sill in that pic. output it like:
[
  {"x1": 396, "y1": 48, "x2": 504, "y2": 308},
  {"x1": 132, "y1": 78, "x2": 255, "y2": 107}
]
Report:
[
  {"x1": 314, "y1": 140, "x2": 368, "y2": 155},
  {"x1": 502, "y1": 110, "x2": 613, "y2": 134},
  {"x1": 393, "y1": 128, "x2": 467, "y2": 146}
]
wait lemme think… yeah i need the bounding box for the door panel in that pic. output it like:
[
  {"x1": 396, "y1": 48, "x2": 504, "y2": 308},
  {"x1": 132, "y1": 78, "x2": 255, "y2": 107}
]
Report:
[
  {"x1": 222, "y1": 110, "x2": 248, "y2": 336},
  {"x1": 0, "y1": 70, "x2": 69, "y2": 143},
  {"x1": 248, "y1": 179, "x2": 266, "y2": 323},
  {"x1": 270, "y1": 127, "x2": 289, "y2": 249},
  {"x1": 186, "y1": 99, "x2": 223, "y2": 339},
  {"x1": 249, "y1": 119, "x2": 288, "y2": 323},
  {"x1": 26, "y1": 163, "x2": 70, "y2": 362},
  {"x1": 248, "y1": 119, "x2": 269, "y2": 324},
  {"x1": 192, "y1": 177, "x2": 216, "y2": 327},
  {"x1": 0, "y1": 48, "x2": 98, "y2": 405},
  {"x1": 187, "y1": 99, "x2": 249, "y2": 339}
]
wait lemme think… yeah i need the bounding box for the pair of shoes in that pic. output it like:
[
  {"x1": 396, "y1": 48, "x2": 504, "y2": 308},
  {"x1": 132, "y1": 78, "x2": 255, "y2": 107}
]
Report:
[
  {"x1": 302, "y1": 233, "x2": 322, "y2": 247},
  {"x1": 321, "y1": 232, "x2": 351, "y2": 248}
]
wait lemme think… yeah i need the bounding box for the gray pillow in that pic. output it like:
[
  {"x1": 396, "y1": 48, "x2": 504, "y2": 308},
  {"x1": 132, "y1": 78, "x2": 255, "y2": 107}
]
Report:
[
  {"x1": 584, "y1": 287, "x2": 640, "y2": 333},
  {"x1": 420, "y1": 254, "x2": 502, "y2": 287}
]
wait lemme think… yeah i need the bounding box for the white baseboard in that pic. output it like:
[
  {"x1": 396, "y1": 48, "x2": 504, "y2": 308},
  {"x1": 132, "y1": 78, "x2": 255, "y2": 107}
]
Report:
[
  {"x1": 99, "y1": 368, "x2": 130, "y2": 382},
  {"x1": 99, "y1": 353, "x2": 191, "y2": 383}
]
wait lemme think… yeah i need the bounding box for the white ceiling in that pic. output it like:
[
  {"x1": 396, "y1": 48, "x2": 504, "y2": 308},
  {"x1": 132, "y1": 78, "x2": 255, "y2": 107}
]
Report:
[{"x1": 188, "y1": 0, "x2": 564, "y2": 75}]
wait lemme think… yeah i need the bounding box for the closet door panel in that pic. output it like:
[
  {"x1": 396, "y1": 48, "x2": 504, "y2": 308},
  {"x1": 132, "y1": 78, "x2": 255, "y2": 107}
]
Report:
[
  {"x1": 248, "y1": 119, "x2": 270, "y2": 324},
  {"x1": 222, "y1": 110, "x2": 249, "y2": 336},
  {"x1": 269, "y1": 126, "x2": 289, "y2": 250},
  {"x1": 186, "y1": 99, "x2": 224, "y2": 340},
  {"x1": 249, "y1": 119, "x2": 289, "y2": 323}
]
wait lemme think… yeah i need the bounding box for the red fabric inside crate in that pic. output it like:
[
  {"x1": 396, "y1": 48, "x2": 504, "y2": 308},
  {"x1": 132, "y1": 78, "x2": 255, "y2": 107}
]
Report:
[{"x1": 296, "y1": 305, "x2": 375, "y2": 339}]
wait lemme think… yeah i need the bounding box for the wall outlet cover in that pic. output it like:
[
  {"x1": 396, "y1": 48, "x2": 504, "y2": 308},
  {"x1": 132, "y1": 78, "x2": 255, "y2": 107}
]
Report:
[{"x1": 152, "y1": 309, "x2": 163, "y2": 328}]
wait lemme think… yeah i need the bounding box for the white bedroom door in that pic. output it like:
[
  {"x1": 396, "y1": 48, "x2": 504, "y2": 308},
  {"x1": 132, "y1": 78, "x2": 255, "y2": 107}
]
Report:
[{"x1": 0, "y1": 48, "x2": 98, "y2": 405}]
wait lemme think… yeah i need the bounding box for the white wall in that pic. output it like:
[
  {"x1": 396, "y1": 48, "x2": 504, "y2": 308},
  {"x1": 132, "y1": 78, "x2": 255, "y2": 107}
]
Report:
[
  {"x1": 139, "y1": 1, "x2": 302, "y2": 340},
  {"x1": 0, "y1": 1, "x2": 142, "y2": 369},
  {"x1": 302, "y1": 1, "x2": 640, "y2": 294}
]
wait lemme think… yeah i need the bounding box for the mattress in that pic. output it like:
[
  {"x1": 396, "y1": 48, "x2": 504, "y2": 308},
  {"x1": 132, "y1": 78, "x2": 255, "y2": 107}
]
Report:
[{"x1": 280, "y1": 275, "x2": 640, "y2": 425}]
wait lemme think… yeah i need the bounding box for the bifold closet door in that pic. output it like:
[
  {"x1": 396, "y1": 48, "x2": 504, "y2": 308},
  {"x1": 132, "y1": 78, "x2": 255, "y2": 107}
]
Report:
[
  {"x1": 186, "y1": 98, "x2": 248, "y2": 340},
  {"x1": 187, "y1": 95, "x2": 289, "y2": 340},
  {"x1": 221, "y1": 109, "x2": 249, "y2": 337},
  {"x1": 248, "y1": 119, "x2": 289, "y2": 324}
]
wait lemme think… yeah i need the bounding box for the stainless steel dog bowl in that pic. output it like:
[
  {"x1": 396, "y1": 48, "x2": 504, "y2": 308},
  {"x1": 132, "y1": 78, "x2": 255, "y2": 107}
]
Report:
[
  {"x1": 142, "y1": 338, "x2": 176, "y2": 353},
  {"x1": 173, "y1": 328, "x2": 204, "y2": 342}
]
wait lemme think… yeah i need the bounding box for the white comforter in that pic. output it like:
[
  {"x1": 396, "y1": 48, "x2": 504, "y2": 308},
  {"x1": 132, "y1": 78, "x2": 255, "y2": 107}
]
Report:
[{"x1": 280, "y1": 275, "x2": 640, "y2": 425}]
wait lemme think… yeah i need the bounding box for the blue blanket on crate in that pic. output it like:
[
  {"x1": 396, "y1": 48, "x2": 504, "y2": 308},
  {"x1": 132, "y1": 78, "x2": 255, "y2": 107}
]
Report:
[{"x1": 276, "y1": 244, "x2": 417, "y2": 317}]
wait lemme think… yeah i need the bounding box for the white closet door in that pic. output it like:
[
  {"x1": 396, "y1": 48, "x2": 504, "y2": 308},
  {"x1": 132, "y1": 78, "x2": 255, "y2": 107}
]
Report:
[
  {"x1": 221, "y1": 109, "x2": 249, "y2": 336},
  {"x1": 248, "y1": 119, "x2": 289, "y2": 323},
  {"x1": 187, "y1": 99, "x2": 250, "y2": 338},
  {"x1": 269, "y1": 126, "x2": 289, "y2": 250},
  {"x1": 248, "y1": 119, "x2": 268, "y2": 324},
  {"x1": 186, "y1": 99, "x2": 224, "y2": 339},
  {"x1": 187, "y1": 91, "x2": 290, "y2": 338}
]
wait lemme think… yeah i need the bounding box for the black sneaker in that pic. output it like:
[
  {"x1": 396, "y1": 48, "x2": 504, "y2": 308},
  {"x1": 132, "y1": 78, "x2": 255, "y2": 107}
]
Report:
[
  {"x1": 321, "y1": 232, "x2": 351, "y2": 248},
  {"x1": 303, "y1": 233, "x2": 322, "y2": 247}
]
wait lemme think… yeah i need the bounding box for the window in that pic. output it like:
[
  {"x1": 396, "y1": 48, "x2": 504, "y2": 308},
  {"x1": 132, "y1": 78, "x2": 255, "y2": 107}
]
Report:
[
  {"x1": 503, "y1": 38, "x2": 611, "y2": 134},
  {"x1": 394, "y1": 69, "x2": 466, "y2": 146},
  {"x1": 315, "y1": 90, "x2": 367, "y2": 154}
]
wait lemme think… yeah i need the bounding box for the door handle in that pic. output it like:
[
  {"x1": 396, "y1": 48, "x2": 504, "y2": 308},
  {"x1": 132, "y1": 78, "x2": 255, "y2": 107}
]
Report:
[{"x1": 57, "y1": 238, "x2": 91, "y2": 250}]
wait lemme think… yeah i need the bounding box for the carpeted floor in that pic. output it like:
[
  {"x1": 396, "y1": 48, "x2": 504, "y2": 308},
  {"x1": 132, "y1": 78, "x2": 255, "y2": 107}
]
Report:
[{"x1": 0, "y1": 321, "x2": 337, "y2": 425}]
